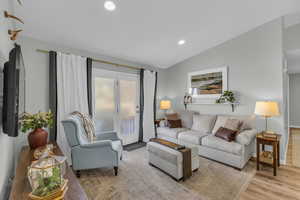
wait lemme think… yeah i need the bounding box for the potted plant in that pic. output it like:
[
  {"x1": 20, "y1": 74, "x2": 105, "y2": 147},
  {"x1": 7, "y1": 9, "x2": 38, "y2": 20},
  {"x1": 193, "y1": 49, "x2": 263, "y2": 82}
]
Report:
[
  {"x1": 20, "y1": 111, "x2": 53, "y2": 149},
  {"x1": 216, "y1": 91, "x2": 237, "y2": 112}
]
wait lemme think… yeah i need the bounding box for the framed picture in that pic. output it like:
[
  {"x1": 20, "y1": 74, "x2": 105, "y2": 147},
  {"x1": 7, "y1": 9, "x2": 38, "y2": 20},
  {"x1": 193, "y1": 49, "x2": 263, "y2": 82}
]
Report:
[{"x1": 187, "y1": 66, "x2": 228, "y2": 99}]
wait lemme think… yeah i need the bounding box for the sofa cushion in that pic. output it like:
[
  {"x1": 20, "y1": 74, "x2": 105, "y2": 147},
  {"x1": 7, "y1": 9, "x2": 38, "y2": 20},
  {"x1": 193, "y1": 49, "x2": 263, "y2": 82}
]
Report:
[
  {"x1": 157, "y1": 127, "x2": 188, "y2": 139},
  {"x1": 178, "y1": 130, "x2": 208, "y2": 145},
  {"x1": 192, "y1": 114, "x2": 217, "y2": 134},
  {"x1": 178, "y1": 110, "x2": 199, "y2": 129},
  {"x1": 202, "y1": 135, "x2": 243, "y2": 155}
]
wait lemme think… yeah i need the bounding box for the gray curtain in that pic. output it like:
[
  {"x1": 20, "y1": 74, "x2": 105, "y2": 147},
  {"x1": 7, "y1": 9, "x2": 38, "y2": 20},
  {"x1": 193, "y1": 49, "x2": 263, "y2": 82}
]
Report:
[
  {"x1": 139, "y1": 69, "x2": 144, "y2": 142},
  {"x1": 87, "y1": 58, "x2": 93, "y2": 116},
  {"x1": 153, "y1": 71, "x2": 158, "y2": 137},
  {"x1": 49, "y1": 51, "x2": 57, "y2": 142}
]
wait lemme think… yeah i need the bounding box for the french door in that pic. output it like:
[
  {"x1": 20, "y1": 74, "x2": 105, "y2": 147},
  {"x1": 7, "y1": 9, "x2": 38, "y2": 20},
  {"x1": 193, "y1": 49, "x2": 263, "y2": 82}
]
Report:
[{"x1": 92, "y1": 69, "x2": 139, "y2": 145}]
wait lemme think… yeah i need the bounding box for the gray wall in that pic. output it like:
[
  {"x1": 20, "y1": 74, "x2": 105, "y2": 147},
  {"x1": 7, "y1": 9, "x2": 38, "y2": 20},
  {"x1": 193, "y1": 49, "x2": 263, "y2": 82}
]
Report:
[
  {"x1": 289, "y1": 73, "x2": 300, "y2": 127},
  {"x1": 161, "y1": 19, "x2": 287, "y2": 160},
  {"x1": 284, "y1": 23, "x2": 300, "y2": 51},
  {"x1": 0, "y1": 0, "x2": 16, "y2": 199}
]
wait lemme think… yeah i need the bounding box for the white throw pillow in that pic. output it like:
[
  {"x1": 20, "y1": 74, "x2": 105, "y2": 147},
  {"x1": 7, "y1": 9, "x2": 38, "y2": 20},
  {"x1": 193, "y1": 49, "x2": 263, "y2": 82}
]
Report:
[
  {"x1": 212, "y1": 116, "x2": 229, "y2": 134},
  {"x1": 178, "y1": 110, "x2": 199, "y2": 129},
  {"x1": 192, "y1": 114, "x2": 217, "y2": 134}
]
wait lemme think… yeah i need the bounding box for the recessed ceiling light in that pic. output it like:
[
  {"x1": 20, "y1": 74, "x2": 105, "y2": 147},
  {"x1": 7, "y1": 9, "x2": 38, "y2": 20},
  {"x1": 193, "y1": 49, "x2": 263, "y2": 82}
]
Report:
[
  {"x1": 104, "y1": 1, "x2": 116, "y2": 11},
  {"x1": 178, "y1": 40, "x2": 186, "y2": 45}
]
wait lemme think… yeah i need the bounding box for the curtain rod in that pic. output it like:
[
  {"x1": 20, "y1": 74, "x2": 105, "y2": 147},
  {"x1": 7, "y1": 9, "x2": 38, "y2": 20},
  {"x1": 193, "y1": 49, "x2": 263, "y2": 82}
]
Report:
[{"x1": 36, "y1": 49, "x2": 145, "y2": 71}]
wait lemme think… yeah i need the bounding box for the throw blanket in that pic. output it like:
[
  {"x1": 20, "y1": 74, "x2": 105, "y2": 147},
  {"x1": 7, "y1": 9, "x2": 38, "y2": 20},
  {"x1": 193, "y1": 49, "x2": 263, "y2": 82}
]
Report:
[{"x1": 71, "y1": 111, "x2": 96, "y2": 142}]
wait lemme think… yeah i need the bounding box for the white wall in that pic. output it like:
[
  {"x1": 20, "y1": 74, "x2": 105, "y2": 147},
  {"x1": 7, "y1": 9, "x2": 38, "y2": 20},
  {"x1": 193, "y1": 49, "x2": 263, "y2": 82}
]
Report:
[
  {"x1": 0, "y1": 0, "x2": 16, "y2": 199},
  {"x1": 289, "y1": 73, "x2": 300, "y2": 127},
  {"x1": 160, "y1": 19, "x2": 287, "y2": 160}
]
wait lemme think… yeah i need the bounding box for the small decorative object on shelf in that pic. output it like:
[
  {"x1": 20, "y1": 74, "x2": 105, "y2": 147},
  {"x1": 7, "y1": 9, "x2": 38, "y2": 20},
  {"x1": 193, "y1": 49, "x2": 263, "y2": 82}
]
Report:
[
  {"x1": 183, "y1": 94, "x2": 192, "y2": 110},
  {"x1": 28, "y1": 153, "x2": 68, "y2": 200},
  {"x1": 216, "y1": 90, "x2": 237, "y2": 112},
  {"x1": 20, "y1": 111, "x2": 54, "y2": 149}
]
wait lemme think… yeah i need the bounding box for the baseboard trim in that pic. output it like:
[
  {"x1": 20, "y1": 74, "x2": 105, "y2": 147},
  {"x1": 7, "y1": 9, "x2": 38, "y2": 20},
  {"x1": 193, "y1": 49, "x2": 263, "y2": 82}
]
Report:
[{"x1": 289, "y1": 125, "x2": 300, "y2": 129}]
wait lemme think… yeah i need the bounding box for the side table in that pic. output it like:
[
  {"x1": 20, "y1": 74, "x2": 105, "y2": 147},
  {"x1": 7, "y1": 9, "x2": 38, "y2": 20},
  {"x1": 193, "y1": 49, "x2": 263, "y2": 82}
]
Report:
[{"x1": 256, "y1": 133, "x2": 281, "y2": 176}]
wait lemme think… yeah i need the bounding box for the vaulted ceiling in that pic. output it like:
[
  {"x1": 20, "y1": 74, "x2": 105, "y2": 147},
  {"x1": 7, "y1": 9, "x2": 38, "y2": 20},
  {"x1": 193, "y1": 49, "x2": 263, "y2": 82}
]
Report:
[{"x1": 13, "y1": 0, "x2": 300, "y2": 68}]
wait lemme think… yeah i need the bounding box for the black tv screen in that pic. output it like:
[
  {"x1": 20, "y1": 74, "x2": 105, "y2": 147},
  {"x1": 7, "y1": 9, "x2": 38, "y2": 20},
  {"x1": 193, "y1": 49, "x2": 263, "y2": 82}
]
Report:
[{"x1": 2, "y1": 44, "x2": 25, "y2": 137}]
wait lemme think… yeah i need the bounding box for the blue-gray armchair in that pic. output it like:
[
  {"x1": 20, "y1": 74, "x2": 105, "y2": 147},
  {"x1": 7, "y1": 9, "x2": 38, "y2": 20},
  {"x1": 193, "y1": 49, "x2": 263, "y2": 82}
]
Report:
[{"x1": 61, "y1": 115, "x2": 123, "y2": 177}]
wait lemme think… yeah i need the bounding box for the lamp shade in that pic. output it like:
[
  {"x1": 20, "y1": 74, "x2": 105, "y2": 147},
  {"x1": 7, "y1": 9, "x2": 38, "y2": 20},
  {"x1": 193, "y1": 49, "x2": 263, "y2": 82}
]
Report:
[
  {"x1": 254, "y1": 101, "x2": 280, "y2": 117},
  {"x1": 160, "y1": 100, "x2": 171, "y2": 110}
]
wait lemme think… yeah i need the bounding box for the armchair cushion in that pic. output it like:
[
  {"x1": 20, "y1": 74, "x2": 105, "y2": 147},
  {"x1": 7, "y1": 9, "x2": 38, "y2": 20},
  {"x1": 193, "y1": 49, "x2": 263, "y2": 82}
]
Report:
[{"x1": 236, "y1": 129, "x2": 257, "y2": 145}]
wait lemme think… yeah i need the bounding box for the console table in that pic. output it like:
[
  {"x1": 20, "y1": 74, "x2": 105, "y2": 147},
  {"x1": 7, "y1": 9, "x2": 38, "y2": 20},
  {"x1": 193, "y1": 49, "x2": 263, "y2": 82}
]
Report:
[{"x1": 9, "y1": 143, "x2": 88, "y2": 200}]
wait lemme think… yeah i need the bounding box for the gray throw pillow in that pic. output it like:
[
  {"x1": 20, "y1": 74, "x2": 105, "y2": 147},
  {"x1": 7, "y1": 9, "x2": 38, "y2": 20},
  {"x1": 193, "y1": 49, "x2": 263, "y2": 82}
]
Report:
[{"x1": 192, "y1": 114, "x2": 217, "y2": 134}]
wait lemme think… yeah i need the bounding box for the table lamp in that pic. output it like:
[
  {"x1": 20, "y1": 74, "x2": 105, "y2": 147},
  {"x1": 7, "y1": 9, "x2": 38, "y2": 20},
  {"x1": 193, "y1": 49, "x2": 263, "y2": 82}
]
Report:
[
  {"x1": 160, "y1": 100, "x2": 171, "y2": 115},
  {"x1": 254, "y1": 101, "x2": 280, "y2": 136}
]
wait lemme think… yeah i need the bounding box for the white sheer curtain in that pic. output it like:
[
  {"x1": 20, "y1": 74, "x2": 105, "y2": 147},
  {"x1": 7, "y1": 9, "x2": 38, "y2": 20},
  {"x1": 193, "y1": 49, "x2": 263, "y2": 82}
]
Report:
[
  {"x1": 143, "y1": 70, "x2": 156, "y2": 142},
  {"x1": 56, "y1": 52, "x2": 89, "y2": 164}
]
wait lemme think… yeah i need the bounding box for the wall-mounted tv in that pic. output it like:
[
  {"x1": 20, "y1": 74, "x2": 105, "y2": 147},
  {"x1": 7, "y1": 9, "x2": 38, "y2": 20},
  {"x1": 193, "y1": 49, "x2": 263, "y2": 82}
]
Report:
[{"x1": 1, "y1": 44, "x2": 25, "y2": 137}]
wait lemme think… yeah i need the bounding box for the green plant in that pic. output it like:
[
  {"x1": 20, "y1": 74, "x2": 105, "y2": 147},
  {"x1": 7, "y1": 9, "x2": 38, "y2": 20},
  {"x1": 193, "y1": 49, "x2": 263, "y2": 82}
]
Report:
[
  {"x1": 216, "y1": 90, "x2": 236, "y2": 104},
  {"x1": 32, "y1": 167, "x2": 62, "y2": 197},
  {"x1": 20, "y1": 111, "x2": 54, "y2": 133}
]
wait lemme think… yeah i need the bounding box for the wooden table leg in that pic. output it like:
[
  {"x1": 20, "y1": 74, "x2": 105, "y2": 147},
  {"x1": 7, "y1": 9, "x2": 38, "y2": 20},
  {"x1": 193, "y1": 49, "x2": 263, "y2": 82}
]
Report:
[
  {"x1": 262, "y1": 144, "x2": 265, "y2": 151},
  {"x1": 277, "y1": 142, "x2": 280, "y2": 167},
  {"x1": 256, "y1": 141, "x2": 260, "y2": 171},
  {"x1": 273, "y1": 143, "x2": 277, "y2": 176}
]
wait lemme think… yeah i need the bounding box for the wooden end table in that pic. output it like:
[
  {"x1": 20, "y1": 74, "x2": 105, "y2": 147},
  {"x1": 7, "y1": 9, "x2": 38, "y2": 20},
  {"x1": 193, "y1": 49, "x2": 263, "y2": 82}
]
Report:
[{"x1": 256, "y1": 133, "x2": 281, "y2": 176}]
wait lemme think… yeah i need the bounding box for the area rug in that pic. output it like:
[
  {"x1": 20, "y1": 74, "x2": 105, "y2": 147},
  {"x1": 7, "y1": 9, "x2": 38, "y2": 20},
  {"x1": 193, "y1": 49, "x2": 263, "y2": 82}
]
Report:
[
  {"x1": 123, "y1": 142, "x2": 147, "y2": 151},
  {"x1": 78, "y1": 147, "x2": 256, "y2": 200}
]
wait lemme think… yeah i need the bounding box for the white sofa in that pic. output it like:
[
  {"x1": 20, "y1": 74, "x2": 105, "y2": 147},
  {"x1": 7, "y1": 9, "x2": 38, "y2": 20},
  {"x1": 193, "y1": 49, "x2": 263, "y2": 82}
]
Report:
[{"x1": 157, "y1": 111, "x2": 257, "y2": 169}]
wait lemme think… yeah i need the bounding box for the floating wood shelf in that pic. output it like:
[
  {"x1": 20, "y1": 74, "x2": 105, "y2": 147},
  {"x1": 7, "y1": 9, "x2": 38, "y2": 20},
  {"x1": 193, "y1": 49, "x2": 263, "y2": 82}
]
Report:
[{"x1": 188, "y1": 102, "x2": 239, "y2": 112}]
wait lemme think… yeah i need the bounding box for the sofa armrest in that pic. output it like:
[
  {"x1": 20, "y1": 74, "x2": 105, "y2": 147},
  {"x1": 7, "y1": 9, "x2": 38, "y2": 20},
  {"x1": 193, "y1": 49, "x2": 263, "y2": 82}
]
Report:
[
  {"x1": 95, "y1": 131, "x2": 120, "y2": 141},
  {"x1": 236, "y1": 129, "x2": 257, "y2": 145}
]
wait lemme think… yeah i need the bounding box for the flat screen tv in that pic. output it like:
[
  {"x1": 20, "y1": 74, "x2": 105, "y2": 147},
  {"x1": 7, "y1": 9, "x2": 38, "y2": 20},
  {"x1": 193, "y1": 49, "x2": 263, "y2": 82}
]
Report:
[{"x1": 1, "y1": 44, "x2": 25, "y2": 137}]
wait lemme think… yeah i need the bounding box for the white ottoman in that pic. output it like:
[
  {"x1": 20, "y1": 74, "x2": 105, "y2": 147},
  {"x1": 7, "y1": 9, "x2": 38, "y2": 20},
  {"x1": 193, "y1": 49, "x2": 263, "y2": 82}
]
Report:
[{"x1": 147, "y1": 142, "x2": 199, "y2": 181}]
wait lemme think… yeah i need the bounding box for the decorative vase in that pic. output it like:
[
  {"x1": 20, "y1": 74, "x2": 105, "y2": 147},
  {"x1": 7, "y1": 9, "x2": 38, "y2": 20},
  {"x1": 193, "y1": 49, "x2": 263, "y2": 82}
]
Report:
[{"x1": 28, "y1": 128, "x2": 48, "y2": 149}]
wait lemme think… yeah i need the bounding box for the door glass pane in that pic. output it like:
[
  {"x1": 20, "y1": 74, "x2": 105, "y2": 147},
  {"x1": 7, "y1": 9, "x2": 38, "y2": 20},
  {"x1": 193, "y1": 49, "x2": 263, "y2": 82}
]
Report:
[
  {"x1": 94, "y1": 77, "x2": 115, "y2": 132},
  {"x1": 119, "y1": 79, "x2": 138, "y2": 144}
]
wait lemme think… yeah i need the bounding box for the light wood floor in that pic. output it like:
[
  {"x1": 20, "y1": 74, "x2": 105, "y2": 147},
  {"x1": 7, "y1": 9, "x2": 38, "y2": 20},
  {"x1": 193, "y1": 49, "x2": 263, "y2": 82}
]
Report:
[
  {"x1": 287, "y1": 128, "x2": 300, "y2": 167},
  {"x1": 239, "y1": 128, "x2": 300, "y2": 200}
]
